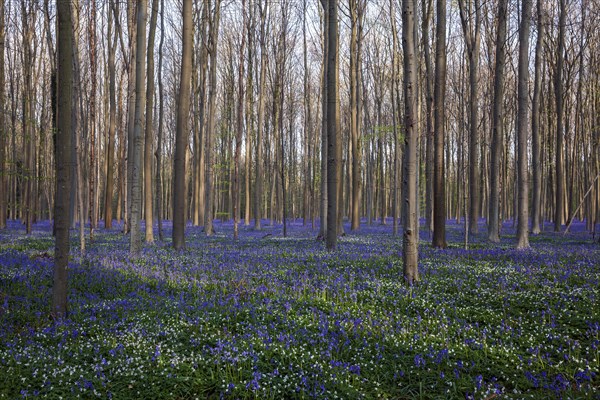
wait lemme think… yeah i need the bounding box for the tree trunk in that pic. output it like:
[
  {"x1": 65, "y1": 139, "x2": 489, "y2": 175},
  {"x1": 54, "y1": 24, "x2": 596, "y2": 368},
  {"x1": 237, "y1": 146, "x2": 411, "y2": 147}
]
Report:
[
  {"x1": 233, "y1": 0, "x2": 247, "y2": 240},
  {"x1": 104, "y1": 0, "x2": 117, "y2": 229},
  {"x1": 516, "y1": 0, "x2": 533, "y2": 249},
  {"x1": 72, "y1": 2, "x2": 85, "y2": 253},
  {"x1": 422, "y1": 0, "x2": 434, "y2": 235},
  {"x1": 88, "y1": 0, "x2": 97, "y2": 239},
  {"x1": 432, "y1": 0, "x2": 447, "y2": 248},
  {"x1": 0, "y1": 0, "x2": 5, "y2": 229},
  {"x1": 402, "y1": 0, "x2": 419, "y2": 284},
  {"x1": 349, "y1": 0, "x2": 363, "y2": 232},
  {"x1": 244, "y1": 4, "x2": 255, "y2": 227},
  {"x1": 53, "y1": 0, "x2": 73, "y2": 318},
  {"x1": 326, "y1": 0, "x2": 339, "y2": 251},
  {"x1": 390, "y1": 0, "x2": 400, "y2": 236},
  {"x1": 254, "y1": 2, "x2": 267, "y2": 231},
  {"x1": 129, "y1": 0, "x2": 147, "y2": 255},
  {"x1": 531, "y1": 0, "x2": 543, "y2": 234},
  {"x1": 144, "y1": 0, "x2": 158, "y2": 243},
  {"x1": 155, "y1": 0, "x2": 164, "y2": 241},
  {"x1": 304, "y1": 1, "x2": 312, "y2": 227},
  {"x1": 21, "y1": 0, "x2": 34, "y2": 234},
  {"x1": 173, "y1": 0, "x2": 192, "y2": 249},
  {"x1": 204, "y1": 0, "x2": 221, "y2": 236},
  {"x1": 125, "y1": 2, "x2": 137, "y2": 234},
  {"x1": 554, "y1": 0, "x2": 566, "y2": 232},
  {"x1": 488, "y1": 0, "x2": 507, "y2": 242},
  {"x1": 458, "y1": 0, "x2": 481, "y2": 235},
  {"x1": 319, "y1": 2, "x2": 328, "y2": 239}
]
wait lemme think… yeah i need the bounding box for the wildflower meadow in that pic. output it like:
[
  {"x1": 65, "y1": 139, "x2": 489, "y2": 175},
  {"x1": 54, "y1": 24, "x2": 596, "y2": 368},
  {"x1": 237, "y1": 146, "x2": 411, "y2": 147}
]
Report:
[{"x1": 0, "y1": 219, "x2": 598, "y2": 399}]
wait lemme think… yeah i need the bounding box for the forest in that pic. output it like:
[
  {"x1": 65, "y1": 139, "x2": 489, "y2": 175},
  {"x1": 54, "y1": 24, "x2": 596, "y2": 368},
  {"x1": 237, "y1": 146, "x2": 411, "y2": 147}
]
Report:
[{"x1": 0, "y1": 0, "x2": 599, "y2": 398}]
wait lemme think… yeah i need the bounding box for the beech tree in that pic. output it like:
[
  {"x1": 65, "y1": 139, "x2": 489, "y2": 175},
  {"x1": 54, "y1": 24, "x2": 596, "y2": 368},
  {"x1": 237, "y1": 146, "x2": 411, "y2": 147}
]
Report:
[
  {"x1": 144, "y1": 0, "x2": 159, "y2": 243},
  {"x1": 0, "y1": 0, "x2": 5, "y2": 229},
  {"x1": 129, "y1": 0, "x2": 147, "y2": 255},
  {"x1": 458, "y1": 0, "x2": 481, "y2": 235},
  {"x1": 488, "y1": 0, "x2": 508, "y2": 242},
  {"x1": 531, "y1": 0, "x2": 544, "y2": 234},
  {"x1": 554, "y1": 0, "x2": 566, "y2": 232},
  {"x1": 325, "y1": 0, "x2": 340, "y2": 251},
  {"x1": 173, "y1": 0, "x2": 193, "y2": 249},
  {"x1": 402, "y1": 0, "x2": 419, "y2": 284},
  {"x1": 204, "y1": 0, "x2": 221, "y2": 236},
  {"x1": 432, "y1": 0, "x2": 447, "y2": 248},
  {"x1": 53, "y1": 0, "x2": 73, "y2": 318},
  {"x1": 516, "y1": 0, "x2": 533, "y2": 249}
]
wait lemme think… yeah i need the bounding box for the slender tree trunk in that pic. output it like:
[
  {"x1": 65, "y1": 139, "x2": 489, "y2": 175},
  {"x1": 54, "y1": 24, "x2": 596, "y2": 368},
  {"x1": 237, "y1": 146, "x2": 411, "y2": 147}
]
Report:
[
  {"x1": 554, "y1": 0, "x2": 566, "y2": 232},
  {"x1": 204, "y1": 0, "x2": 221, "y2": 236},
  {"x1": 125, "y1": 2, "x2": 137, "y2": 234},
  {"x1": 488, "y1": 0, "x2": 507, "y2": 242},
  {"x1": 104, "y1": 0, "x2": 117, "y2": 229},
  {"x1": 304, "y1": 1, "x2": 312, "y2": 227},
  {"x1": 72, "y1": 3, "x2": 85, "y2": 253},
  {"x1": 390, "y1": 0, "x2": 400, "y2": 236},
  {"x1": 155, "y1": 0, "x2": 164, "y2": 240},
  {"x1": 53, "y1": 0, "x2": 73, "y2": 318},
  {"x1": 402, "y1": 0, "x2": 419, "y2": 284},
  {"x1": 21, "y1": 0, "x2": 34, "y2": 234},
  {"x1": 244, "y1": 4, "x2": 255, "y2": 227},
  {"x1": 144, "y1": 0, "x2": 158, "y2": 242},
  {"x1": 88, "y1": 0, "x2": 97, "y2": 239},
  {"x1": 129, "y1": 0, "x2": 147, "y2": 255},
  {"x1": 531, "y1": 0, "x2": 543, "y2": 234},
  {"x1": 516, "y1": 0, "x2": 533, "y2": 249},
  {"x1": 458, "y1": 0, "x2": 481, "y2": 235},
  {"x1": 422, "y1": 0, "x2": 434, "y2": 235},
  {"x1": 194, "y1": 2, "x2": 209, "y2": 229},
  {"x1": 233, "y1": 0, "x2": 247, "y2": 240},
  {"x1": 319, "y1": 2, "x2": 328, "y2": 239},
  {"x1": 254, "y1": 2, "x2": 267, "y2": 231},
  {"x1": 349, "y1": 0, "x2": 362, "y2": 232},
  {"x1": 0, "y1": 0, "x2": 5, "y2": 229},
  {"x1": 173, "y1": 0, "x2": 192, "y2": 249},
  {"x1": 326, "y1": 0, "x2": 339, "y2": 251},
  {"x1": 432, "y1": 0, "x2": 447, "y2": 248}
]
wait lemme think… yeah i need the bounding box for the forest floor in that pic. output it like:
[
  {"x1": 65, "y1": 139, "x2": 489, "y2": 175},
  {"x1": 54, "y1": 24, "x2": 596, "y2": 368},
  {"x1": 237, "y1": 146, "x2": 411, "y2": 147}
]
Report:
[{"x1": 0, "y1": 218, "x2": 599, "y2": 399}]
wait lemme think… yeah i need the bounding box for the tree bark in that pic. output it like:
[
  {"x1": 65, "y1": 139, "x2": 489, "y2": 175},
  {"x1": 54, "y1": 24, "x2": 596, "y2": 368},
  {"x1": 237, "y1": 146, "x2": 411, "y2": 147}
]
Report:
[
  {"x1": 458, "y1": 0, "x2": 481, "y2": 235},
  {"x1": 326, "y1": 0, "x2": 339, "y2": 251},
  {"x1": 422, "y1": 0, "x2": 434, "y2": 235},
  {"x1": 173, "y1": 0, "x2": 192, "y2": 249},
  {"x1": 53, "y1": 0, "x2": 73, "y2": 318},
  {"x1": 402, "y1": 0, "x2": 419, "y2": 284},
  {"x1": 204, "y1": 0, "x2": 221, "y2": 236},
  {"x1": 104, "y1": 0, "x2": 117, "y2": 229},
  {"x1": 88, "y1": 0, "x2": 97, "y2": 239},
  {"x1": 554, "y1": 0, "x2": 566, "y2": 232},
  {"x1": 516, "y1": 0, "x2": 533, "y2": 249},
  {"x1": 233, "y1": 0, "x2": 247, "y2": 240},
  {"x1": 129, "y1": 0, "x2": 147, "y2": 255},
  {"x1": 155, "y1": 0, "x2": 165, "y2": 240},
  {"x1": 531, "y1": 0, "x2": 543, "y2": 234},
  {"x1": 319, "y1": 2, "x2": 328, "y2": 239},
  {"x1": 488, "y1": 0, "x2": 507, "y2": 242},
  {"x1": 254, "y1": 1, "x2": 267, "y2": 231},
  {"x1": 125, "y1": 1, "x2": 137, "y2": 234},
  {"x1": 432, "y1": 0, "x2": 447, "y2": 248},
  {"x1": 0, "y1": 0, "x2": 5, "y2": 229},
  {"x1": 144, "y1": 0, "x2": 158, "y2": 243},
  {"x1": 349, "y1": 0, "x2": 363, "y2": 232},
  {"x1": 244, "y1": 4, "x2": 255, "y2": 226}
]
